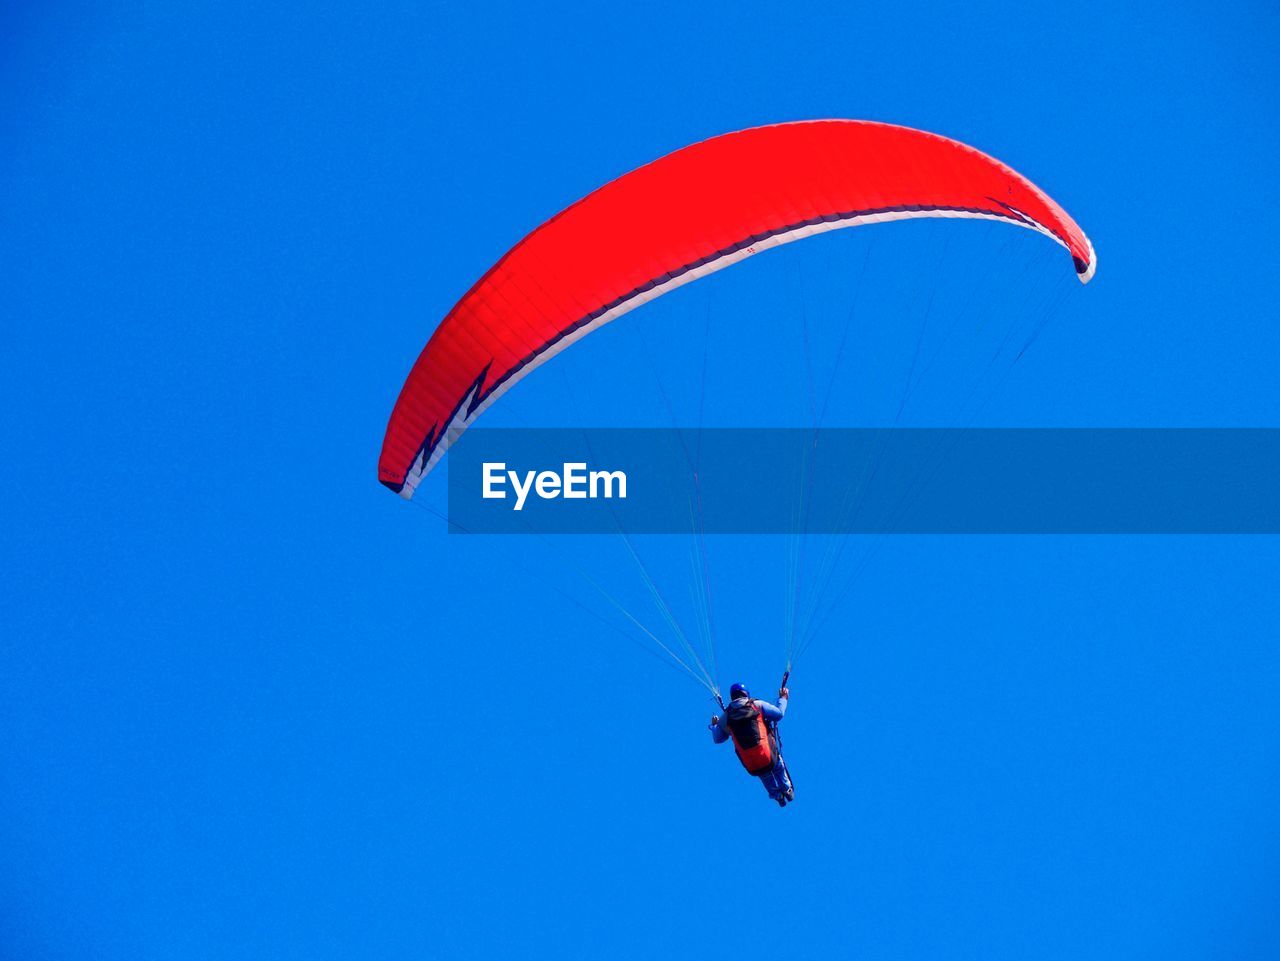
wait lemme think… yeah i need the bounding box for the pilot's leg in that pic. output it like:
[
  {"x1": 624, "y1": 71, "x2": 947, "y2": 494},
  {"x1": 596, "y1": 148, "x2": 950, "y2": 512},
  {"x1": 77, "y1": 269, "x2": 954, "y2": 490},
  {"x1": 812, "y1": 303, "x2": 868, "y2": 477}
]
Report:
[
  {"x1": 759, "y1": 767, "x2": 784, "y2": 799},
  {"x1": 775, "y1": 756, "x2": 794, "y2": 799}
]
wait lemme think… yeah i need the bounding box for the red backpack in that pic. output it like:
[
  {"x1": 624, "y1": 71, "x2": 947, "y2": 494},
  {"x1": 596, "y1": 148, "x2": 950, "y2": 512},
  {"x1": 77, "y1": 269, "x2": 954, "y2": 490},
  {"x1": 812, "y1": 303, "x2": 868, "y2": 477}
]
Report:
[{"x1": 726, "y1": 699, "x2": 775, "y2": 775}]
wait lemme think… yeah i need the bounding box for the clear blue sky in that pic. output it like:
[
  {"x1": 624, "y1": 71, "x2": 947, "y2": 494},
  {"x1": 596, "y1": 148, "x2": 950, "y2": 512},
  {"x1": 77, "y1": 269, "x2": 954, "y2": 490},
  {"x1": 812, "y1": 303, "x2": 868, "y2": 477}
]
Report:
[{"x1": 3, "y1": 1, "x2": 1279, "y2": 958}]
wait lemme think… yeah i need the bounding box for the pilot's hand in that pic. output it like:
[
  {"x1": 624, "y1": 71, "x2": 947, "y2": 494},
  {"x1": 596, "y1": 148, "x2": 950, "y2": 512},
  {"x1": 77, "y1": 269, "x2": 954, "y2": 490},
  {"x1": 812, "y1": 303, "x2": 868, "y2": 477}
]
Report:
[{"x1": 778, "y1": 687, "x2": 790, "y2": 700}]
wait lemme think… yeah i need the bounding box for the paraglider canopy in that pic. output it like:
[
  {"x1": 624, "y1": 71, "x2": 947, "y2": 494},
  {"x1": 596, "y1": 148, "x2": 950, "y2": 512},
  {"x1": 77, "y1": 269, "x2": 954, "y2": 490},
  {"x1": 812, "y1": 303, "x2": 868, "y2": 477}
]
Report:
[{"x1": 379, "y1": 119, "x2": 1095, "y2": 498}]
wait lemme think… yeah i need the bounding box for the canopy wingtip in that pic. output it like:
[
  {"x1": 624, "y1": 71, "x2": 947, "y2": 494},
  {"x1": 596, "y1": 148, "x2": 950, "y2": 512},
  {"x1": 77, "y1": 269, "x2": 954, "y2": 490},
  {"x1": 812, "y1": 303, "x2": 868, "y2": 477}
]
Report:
[{"x1": 1076, "y1": 237, "x2": 1098, "y2": 284}]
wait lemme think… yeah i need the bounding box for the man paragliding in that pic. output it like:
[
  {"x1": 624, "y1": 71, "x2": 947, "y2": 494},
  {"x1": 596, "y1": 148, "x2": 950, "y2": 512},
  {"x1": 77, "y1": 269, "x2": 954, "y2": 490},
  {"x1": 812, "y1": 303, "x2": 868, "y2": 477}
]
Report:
[
  {"x1": 376, "y1": 120, "x2": 1096, "y2": 801},
  {"x1": 710, "y1": 677, "x2": 794, "y2": 807}
]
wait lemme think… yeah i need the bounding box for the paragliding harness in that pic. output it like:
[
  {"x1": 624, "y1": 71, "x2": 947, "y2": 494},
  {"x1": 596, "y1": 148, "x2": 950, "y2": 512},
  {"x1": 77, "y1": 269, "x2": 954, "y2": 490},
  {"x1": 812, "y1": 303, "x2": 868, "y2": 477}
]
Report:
[
  {"x1": 724, "y1": 671, "x2": 790, "y2": 777},
  {"x1": 726, "y1": 698, "x2": 777, "y2": 775}
]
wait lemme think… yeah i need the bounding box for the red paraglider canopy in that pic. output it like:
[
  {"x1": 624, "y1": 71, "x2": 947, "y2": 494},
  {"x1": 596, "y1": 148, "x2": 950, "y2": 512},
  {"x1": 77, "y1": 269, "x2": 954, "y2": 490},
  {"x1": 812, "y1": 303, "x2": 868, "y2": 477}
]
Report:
[{"x1": 379, "y1": 119, "x2": 1095, "y2": 497}]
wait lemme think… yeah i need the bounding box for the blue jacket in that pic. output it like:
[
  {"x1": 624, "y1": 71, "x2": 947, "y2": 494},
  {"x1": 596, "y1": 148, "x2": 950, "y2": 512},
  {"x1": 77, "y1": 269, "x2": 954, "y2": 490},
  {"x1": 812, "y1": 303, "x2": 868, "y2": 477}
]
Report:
[{"x1": 710, "y1": 695, "x2": 787, "y2": 743}]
